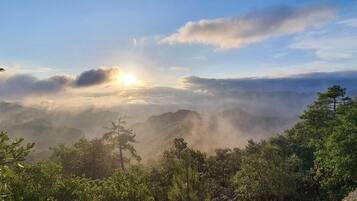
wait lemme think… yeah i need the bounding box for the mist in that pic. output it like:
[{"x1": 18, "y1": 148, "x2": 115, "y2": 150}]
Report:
[{"x1": 1, "y1": 70, "x2": 357, "y2": 160}]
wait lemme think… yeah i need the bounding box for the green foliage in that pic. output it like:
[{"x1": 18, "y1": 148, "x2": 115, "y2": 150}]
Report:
[
  {"x1": 51, "y1": 138, "x2": 119, "y2": 179},
  {"x1": 4, "y1": 162, "x2": 153, "y2": 201},
  {"x1": 298, "y1": 85, "x2": 351, "y2": 148},
  {"x1": 206, "y1": 148, "x2": 241, "y2": 201},
  {"x1": 168, "y1": 165, "x2": 208, "y2": 201},
  {"x1": 149, "y1": 138, "x2": 209, "y2": 201},
  {"x1": 0, "y1": 131, "x2": 34, "y2": 166},
  {"x1": 4, "y1": 162, "x2": 63, "y2": 201},
  {"x1": 55, "y1": 177, "x2": 101, "y2": 201},
  {"x1": 100, "y1": 168, "x2": 154, "y2": 201},
  {"x1": 0, "y1": 131, "x2": 34, "y2": 198},
  {"x1": 234, "y1": 135, "x2": 303, "y2": 201},
  {"x1": 315, "y1": 101, "x2": 357, "y2": 200}
]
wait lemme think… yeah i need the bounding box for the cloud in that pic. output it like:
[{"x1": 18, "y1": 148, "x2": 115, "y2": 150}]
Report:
[
  {"x1": 162, "y1": 5, "x2": 335, "y2": 49},
  {"x1": 74, "y1": 68, "x2": 120, "y2": 87},
  {"x1": 2, "y1": 67, "x2": 357, "y2": 119},
  {"x1": 290, "y1": 31, "x2": 357, "y2": 60},
  {"x1": 0, "y1": 74, "x2": 72, "y2": 98},
  {"x1": 337, "y1": 17, "x2": 357, "y2": 28},
  {"x1": 0, "y1": 67, "x2": 123, "y2": 98},
  {"x1": 168, "y1": 66, "x2": 190, "y2": 72},
  {"x1": 7, "y1": 69, "x2": 357, "y2": 119},
  {"x1": 182, "y1": 71, "x2": 357, "y2": 94}
]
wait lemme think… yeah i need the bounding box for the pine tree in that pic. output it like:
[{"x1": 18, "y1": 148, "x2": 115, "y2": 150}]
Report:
[{"x1": 102, "y1": 117, "x2": 140, "y2": 171}]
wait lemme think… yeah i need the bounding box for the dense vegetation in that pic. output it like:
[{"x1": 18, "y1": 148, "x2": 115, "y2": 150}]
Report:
[{"x1": 0, "y1": 85, "x2": 356, "y2": 201}]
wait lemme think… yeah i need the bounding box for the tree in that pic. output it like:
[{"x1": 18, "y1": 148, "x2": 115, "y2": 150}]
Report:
[
  {"x1": 5, "y1": 162, "x2": 63, "y2": 201},
  {"x1": 0, "y1": 85, "x2": 356, "y2": 200},
  {"x1": 319, "y1": 85, "x2": 351, "y2": 112},
  {"x1": 51, "y1": 138, "x2": 119, "y2": 179},
  {"x1": 56, "y1": 176, "x2": 102, "y2": 201},
  {"x1": 102, "y1": 117, "x2": 141, "y2": 171},
  {"x1": 0, "y1": 131, "x2": 34, "y2": 166},
  {"x1": 0, "y1": 131, "x2": 34, "y2": 198},
  {"x1": 207, "y1": 148, "x2": 241, "y2": 201},
  {"x1": 166, "y1": 139, "x2": 209, "y2": 201},
  {"x1": 234, "y1": 136, "x2": 303, "y2": 201},
  {"x1": 300, "y1": 85, "x2": 350, "y2": 130},
  {"x1": 149, "y1": 138, "x2": 209, "y2": 201},
  {"x1": 100, "y1": 168, "x2": 154, "y2": 201},
  {"x1": 4, "y1": 161, "x2": 101, "y2": 201},
  {"x1": 167, "y1": 145, "x2": 209, "y2": 201},
  {"x1": 168, "y1": 163, "x2": 207, "y2": 201},
  {"x1": 315, "y1": 101, "x2": 357, "y2": 200}
]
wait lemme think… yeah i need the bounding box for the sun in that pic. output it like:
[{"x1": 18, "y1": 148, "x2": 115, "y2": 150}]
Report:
[{"x1": 117, "y1": 73, "x2": 141, "y2": 86}]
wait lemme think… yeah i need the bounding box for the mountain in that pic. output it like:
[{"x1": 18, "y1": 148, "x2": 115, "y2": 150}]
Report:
[
  {"x1": 133, "y1": 108, "x2": 296, "y2": 161},
  {"x1": 0, "y1": 101, "x2": 84, "y2": 160},
  {"x1": 133, "y1": 110, "x2": 202, "y2": 159}
]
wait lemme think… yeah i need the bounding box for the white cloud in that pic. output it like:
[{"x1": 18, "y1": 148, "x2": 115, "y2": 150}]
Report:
[
  {"x1": 337, "y1": 17, "x2": 357, "y2": 28},
  {"x1": 168, "y1": 66, "x2": 190, "y2": 72},
  {"x1": 290, "y1": 33, "x2": 357, "y2": 60},
  {"x1": 132, "y1": 38, "x2": 137, "y2": 47},
  {"x1": 162, "y1": 5, "x2": 335, "y2": 49}
]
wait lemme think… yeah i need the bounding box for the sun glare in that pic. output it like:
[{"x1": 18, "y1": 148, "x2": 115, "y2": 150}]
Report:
[{"x1": 118, "y1": 73, "x2": 141, "y2": 86}]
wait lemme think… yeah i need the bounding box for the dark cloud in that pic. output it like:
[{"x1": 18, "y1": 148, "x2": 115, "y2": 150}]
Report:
[
  {"x1": 0, "y1": 67, "x2": 124, "y2": 99},
  {"x1": 0, "y1": 68, "x2": 121, "y2": 99},
  {"x1": 0, "y1": 74, "x2": 72, "y2": 98},
  {"x1": 183, "y1": 71, "x2": 357, "y2": 94},
  {"x1": 74, "y1": 68, "x2": 118, "y2": 87}
]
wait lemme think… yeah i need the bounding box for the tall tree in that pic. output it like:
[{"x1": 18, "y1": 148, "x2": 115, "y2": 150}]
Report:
[
  {"x1": 319, "y1": 85, "x2": 351, "y2": 112},
  {"x1": 315, "y1": 100, "x2": 357, "y2": 200},
  {"x1": 286, "y1": 85, "x2": 354, "y2": 200},
  {"x1": 102, "y1": 117, "x2": 140, "y2": 171},
  {"x1": 301, "y1": 85, "x2": 350, "y2": 127}
]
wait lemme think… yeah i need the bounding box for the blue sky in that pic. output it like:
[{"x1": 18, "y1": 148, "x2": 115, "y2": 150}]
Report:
[{"x1": 1, "y1": 0, "x2": 357, "y2": 86}]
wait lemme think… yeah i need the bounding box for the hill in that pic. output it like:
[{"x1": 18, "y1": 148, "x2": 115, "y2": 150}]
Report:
[{"x1": 133, "y1": 108, "x2": 296, "y2": 160}]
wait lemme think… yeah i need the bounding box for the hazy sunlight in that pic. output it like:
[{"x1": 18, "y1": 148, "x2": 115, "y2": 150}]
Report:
[{"x1": 117, "y1": 73, "x2": 141, "y2": 86}]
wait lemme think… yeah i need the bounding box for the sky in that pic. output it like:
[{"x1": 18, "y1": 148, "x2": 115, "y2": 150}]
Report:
[{"x1": 0, "y1": 0, "x2": 357, "y2": 109}]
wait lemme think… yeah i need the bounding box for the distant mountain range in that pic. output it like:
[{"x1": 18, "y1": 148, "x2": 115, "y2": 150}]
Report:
[{"x1": 0, "y1": 101, "x2": 297, "y2": 161}]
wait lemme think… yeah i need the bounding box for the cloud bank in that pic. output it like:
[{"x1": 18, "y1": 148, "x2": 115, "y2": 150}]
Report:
[
  {"x1": 182, "y1": 71, "x2": 357, "y2": 94},
  {"x1": 0, "y1": 67, "x2": 120, "y2": 98},
  {"x1": 162, "y1": 5, "x2": 335, "y2": 49},
  {"x1": 1, "y1": 68, "x2": 357, "y2": 117},
  {"x1": 0, "y1": 74, "x2": 72, "y2": 97}
]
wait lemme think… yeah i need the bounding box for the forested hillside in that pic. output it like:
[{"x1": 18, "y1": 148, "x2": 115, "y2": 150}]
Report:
[{"x1": 0, "y1": 85, "x2": 356, "y2": 201}]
